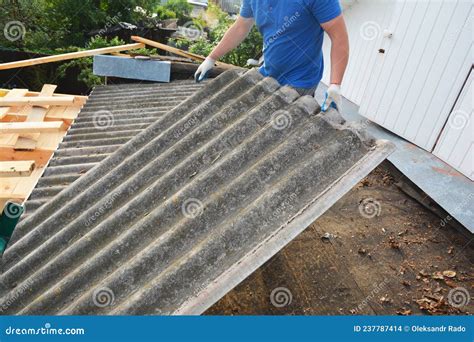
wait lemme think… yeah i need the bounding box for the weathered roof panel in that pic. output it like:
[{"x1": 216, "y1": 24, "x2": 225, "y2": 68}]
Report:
[
  {"x1": 22, "y1": 80, "x2": 203, "y2": 220},
  {"x1": 0, "y1": 69, "x2": 393, "y2": 315}
]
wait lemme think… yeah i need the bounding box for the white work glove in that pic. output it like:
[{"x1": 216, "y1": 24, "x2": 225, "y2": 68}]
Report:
[
  {"x1": 321, "y1": 84, "x2": 342, "y2": 112},
  {"x1": 194, "y1": 57, "x2": 216, "y2": 83}
]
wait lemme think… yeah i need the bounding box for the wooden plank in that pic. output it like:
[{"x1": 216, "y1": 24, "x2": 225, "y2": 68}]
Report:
[
  {"x1": 49, "y1": 105, "x2": 82, "y2": 120},
  {"x1": 0, "y1": 96, "x2": 75, "y2": 106},
  {"x1": 0, "y1": 194, "x2": 24, "y2": 200},
  {"x1": 131, "y1": 36, "x2": 237, "y2": 70},
  {"x1": 14, "y1": 84, "x2": 57, "y2": 150},
  {"x1": 0, "y1": 147, "x2": 52, "y2": 164},
  {"x1": 0, "y1": 121, "x2": 65, "y2": 134},
  {"x1": 0, "y1": 89, "x2": 28, "y2": 119},
  {"x1": 0, "y1": 161, "x2": 35, "y2": 177},
  {"x1": 2, "y1": 106, "x2": 79, "y2": 122},
  {"x1": 0, "y1": 89, "x2": 88, "y2": 105},
  {"x1": 0, "y1": 43, "x2": 145, "y2": 70}
]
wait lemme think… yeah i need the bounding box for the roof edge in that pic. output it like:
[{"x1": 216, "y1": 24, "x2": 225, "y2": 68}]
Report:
[{"x1": 174, "y1": 140, "x2": 395, "y2": 315}]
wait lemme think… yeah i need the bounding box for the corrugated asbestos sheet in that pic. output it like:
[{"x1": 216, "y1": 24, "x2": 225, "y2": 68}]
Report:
[
  {"x1": 23, "y1": 80, "x2": 203, "y2": 219},
  {"x1": 0, "y1": 69, "x2": 394, "y2": 315}
]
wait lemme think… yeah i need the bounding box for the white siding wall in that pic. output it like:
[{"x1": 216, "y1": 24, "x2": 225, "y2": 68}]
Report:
[
  {"x1": 321, "y1": 0, "x2": 397, "y2": 105},
  {"x1": 433, "y1": 70, "x2": 473, "y2": 180},
  {"x1": 364, "y1": 0, "x2": 472, "y2": 152},
  {"x1": 323, "y1": 0, "x2": 472, "y2": 153}
]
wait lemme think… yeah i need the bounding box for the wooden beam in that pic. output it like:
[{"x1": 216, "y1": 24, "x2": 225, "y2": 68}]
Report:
[
  {"x1": 131, "y1": 36, "x2": 237, "y2": 70},
  {"x1": 0, "y1": 194, "x2": 25, "y2": 201},
  {"x1": 0, "y1": 161, "x2": 35, "y2": 177},
  {"x1": 1, "y1": 89, "x2": 88, "y2": 104},
  {"x1": 0, "y1": 96, "x2": 75, "y2": 107},
  {"x1": 0, "y1": 121, "x2": 66, "y2": 134},
  {"x1": 14, "y1": 84, "x2": 57, "y2": 150},
  {"x1": 111, "y1": 52, "x2": 132, "y2": 58},
  {"x1": 0, "y1": 89, "x2": 28, "y2": 120},
  {"x1": 0, "y1": 147, "x2": 52, "y2": 164},
  {"x1": 0, "y1": 43, "x2": 145, "y2": 70}
]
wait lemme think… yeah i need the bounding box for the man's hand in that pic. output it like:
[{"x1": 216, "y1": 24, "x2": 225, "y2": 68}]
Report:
[
  {"x1": 321, "y1": 84, "x2": 342, "y2": 112},
  {"x1": 194, "y1": 57, "x2": 216, "y2": 83},
  {"x1": 194, "y1": 16, "x2": 254, "y2": 83}
]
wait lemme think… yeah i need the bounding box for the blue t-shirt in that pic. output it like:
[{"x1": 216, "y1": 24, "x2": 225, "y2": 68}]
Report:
[{"x1": 240, "y1": 0, "x2": 341, "y2": 89}]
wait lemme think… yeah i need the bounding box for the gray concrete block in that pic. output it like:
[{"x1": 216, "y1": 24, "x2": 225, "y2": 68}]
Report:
[{"x1": 93, "y1": 55, "x2": 171, "y2": 83}]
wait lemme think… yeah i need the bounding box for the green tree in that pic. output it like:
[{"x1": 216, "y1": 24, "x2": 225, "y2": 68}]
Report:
[{"x1": 174, "y1": 3, "x2": 263, "y2": 67}]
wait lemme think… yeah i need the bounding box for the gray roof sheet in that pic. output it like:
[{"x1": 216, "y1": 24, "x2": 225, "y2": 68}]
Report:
[
  {"x1": 23, "y1": 80, "x2": 203, "y2": 218},
  {"x1": 0, "y1": 69, "x2": 393, "y2": 315}
]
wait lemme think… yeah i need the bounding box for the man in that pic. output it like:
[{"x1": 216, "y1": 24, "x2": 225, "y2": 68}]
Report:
[{"x1": 194, "y1": 0, "x2": 349, "y2": 111}]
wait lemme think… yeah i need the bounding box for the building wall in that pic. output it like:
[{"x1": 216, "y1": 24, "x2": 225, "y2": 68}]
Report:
[
  {"x1": 433, "y1": 69, "x2": 473, "y2": 181},
  {"x1": 321, "y1": 0, "x2": 397, "y2": 105},
  {"x1": 322, "y1": 0, "x2": 473, "y2": 179}
]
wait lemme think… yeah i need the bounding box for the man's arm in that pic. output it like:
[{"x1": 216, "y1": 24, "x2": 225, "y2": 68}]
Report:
[
  {"x1": 321, "y1": 14, "x2": 349, "y2": 85},
  {"x1": 209, "y1": 16, "x2": 255, "y2": 60},
  {"x1": 195, "y1": 16, "x2": 255, "y2": 81}
]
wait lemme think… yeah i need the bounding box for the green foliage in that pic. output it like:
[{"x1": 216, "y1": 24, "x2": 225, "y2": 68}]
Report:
[
  {"x1": 159, "y1": 0, "x2": 192, "y2": 23},
  {"x1": 56, "y1": 37, "x2": 126, "y2": 89},
  {"x1": 0, "y1": 0, "x2": 263, "y2": 89},
  {"x1": 0, "y1": 0, "x2": 163, "y2": 49},
  {"x1": 134, "y1": 0, "x2": 192, "y2": 24},
  {"x1": 173, "y1": 3, "x2": 263, "y2": 67}
]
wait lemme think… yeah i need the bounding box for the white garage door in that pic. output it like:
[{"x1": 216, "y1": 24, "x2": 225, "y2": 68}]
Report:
[
  {"x1": 323, "y1": 0, "x2": 472, "y2": 153},
  {"x1": 433, "y1": 69, "x2": 473, "y2": 180}
]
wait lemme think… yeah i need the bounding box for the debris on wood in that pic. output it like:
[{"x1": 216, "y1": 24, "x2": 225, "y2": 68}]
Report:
[
  {"x1": 0, "y1": 85, "x2": 87, "y2": 212},
  {"x1": 396, "y1": 307, "x2": 412, "y2": 315},
  {"x1": 388, "y1": 236, "x2": 400, "y2": 250},
  {"x1": 442, "y1": 270, "x2": 456, "y2": 278},
  {"x1": 321, "y1": 232, "x2": 336, "y2": 241}
]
